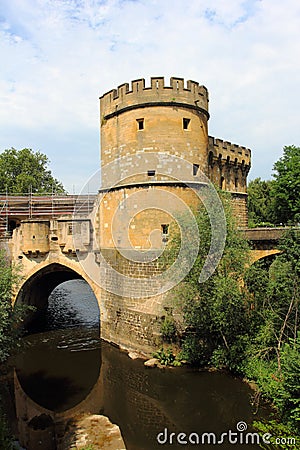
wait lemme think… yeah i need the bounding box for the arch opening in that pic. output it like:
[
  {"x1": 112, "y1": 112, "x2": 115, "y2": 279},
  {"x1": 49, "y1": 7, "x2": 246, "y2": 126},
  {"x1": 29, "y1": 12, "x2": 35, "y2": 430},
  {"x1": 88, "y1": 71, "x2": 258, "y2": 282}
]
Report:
[
  {"x1": 15, "y1": 263, "x2": 100, "y2": 333},
  {"x1": 14, "y1": 263, "x2": 101, "y2": 412}
]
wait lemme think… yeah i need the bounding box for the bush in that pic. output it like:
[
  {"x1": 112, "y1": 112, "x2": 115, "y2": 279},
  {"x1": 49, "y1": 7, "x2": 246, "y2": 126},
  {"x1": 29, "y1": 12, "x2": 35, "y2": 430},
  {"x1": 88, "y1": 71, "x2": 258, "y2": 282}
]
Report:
[
  {"x1": 153, "y1": 347, "x2": 182, "y2": 367},
  {"x1": 0, "y1": 400, "x2": 15, "y2": 450},
  {"x1": 160, "y1": 316, "x2": 177, "y2": 343},
  {"x1": 281, "y1": 335, "x2": 300, "y2": 432},
  {"x1": 253, "y1": 420, "x2": 299, "y2": 450}
]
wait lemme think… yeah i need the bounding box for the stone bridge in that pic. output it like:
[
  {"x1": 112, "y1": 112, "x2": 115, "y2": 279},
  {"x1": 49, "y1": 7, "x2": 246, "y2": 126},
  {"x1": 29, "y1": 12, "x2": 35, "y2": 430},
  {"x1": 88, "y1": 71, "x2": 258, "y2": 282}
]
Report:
[
  {"x1": 0, "y1": 193, "x2": 165, "y2": 353},
  {"x1": 0, "y1": 193, "x2": 286, "y2": 355},
  {"x1": 242, "y1": 227, "x2": 284, "y2": 262}
]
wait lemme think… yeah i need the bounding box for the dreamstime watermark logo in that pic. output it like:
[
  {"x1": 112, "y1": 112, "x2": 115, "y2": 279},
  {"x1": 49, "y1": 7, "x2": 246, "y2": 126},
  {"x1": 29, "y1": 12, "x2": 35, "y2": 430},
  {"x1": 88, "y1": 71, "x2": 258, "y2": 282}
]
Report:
[
  {"x1": 156, "y1": 421, "x2": 297, "y2": 446},
  {"x1": 73, "y1": 152, "x2": 227, "y2": 298}
]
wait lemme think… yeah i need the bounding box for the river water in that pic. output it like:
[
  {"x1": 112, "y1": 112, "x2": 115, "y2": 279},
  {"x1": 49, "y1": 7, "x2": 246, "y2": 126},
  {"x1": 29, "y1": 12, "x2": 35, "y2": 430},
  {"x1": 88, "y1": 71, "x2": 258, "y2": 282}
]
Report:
[{"x1": 11, "y1": 280, "x2": 272, "y2": 450}]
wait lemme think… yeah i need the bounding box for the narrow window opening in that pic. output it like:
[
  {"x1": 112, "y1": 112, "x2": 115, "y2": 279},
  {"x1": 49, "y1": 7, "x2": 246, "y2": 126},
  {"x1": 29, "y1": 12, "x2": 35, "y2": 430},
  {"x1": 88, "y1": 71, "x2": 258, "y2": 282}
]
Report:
[
  {"x1": 193, "y1": 163, "x2": 199, "y2": 176},
  {"x1": 176, "y1": 80, "x2": 179, "y2": 89},
  {"x1": 147, "y1": 170, "x2": 156, "y2": 177},
  {"x1": 161, "y1": 224, "x2": 169, "y2": 234},
  {"x1": 235, "y1": 177, "x2": 238, "y2": 188},
  {"x1": 32, "y1": 235, "x2": 35, "y2": 239},
  {"x1": 156, "y1": 80, "x2": 159, "y2": 89},
  {"x1": 183, "y1": 118, "x2": 190, "y2": 130},
  {"x1": 137, "y1": 118, "x2": 144, "y2": 130},
  {"x1": 68, "y1": 224, "x2": 73, "y2": 235},
  {"x1": 220, "y1": 176, "x2": 225, "y2": 190}
]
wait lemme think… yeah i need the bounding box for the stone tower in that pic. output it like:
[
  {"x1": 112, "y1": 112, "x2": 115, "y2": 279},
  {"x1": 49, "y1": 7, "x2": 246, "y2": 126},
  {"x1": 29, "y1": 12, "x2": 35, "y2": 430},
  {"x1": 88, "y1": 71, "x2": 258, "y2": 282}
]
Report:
[
  {"x1": 98, "y1": 77, "x2": 216, "y2": 250},
  {"x1": 100, "y1": 77, "x2": 210, "y2": 182},
  {"x1": 99, "y1": 76, "x2": 251, "y2": 244},
  {"x1": 96, "y1": 77, "x2": 251, "y2": 352}
]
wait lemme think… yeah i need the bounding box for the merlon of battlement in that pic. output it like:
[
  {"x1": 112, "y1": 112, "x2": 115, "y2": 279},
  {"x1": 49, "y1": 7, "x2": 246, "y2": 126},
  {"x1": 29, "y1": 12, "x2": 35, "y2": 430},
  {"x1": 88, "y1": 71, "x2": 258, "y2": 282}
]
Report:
[
  {"x1": 101, "y1": 77, "x2": 208, "y2": 100},
  {"x1": 100, "y1": 77, "x2": 209, "y2": 118},
  {"x1": 208, "y1": 136, "x2": 251, "y2": 160}
]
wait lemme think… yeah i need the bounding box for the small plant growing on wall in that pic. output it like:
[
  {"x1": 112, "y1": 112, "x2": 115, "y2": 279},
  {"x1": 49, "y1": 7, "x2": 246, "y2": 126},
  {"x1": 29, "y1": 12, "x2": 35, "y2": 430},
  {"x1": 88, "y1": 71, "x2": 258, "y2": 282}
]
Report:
[{"x1": 161, "y1": 315, "x2": 177, "y2": 343}]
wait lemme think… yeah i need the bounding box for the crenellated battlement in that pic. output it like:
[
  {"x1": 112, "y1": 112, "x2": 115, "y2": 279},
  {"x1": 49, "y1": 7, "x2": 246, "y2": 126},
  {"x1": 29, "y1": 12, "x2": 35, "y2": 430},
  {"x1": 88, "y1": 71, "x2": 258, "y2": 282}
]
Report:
[
  {"x1": 100, "y1": 77, "x2": 209, "y2": 118},
  {"x1": 208, "y1": 136, "x2": 251, "y2": 165}
]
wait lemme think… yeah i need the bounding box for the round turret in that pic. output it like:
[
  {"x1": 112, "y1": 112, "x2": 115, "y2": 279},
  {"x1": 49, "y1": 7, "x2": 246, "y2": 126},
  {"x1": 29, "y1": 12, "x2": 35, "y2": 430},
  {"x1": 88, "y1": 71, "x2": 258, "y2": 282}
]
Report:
[{"x1": 100, "y1": 77, "x2": 209, "y2": 187}]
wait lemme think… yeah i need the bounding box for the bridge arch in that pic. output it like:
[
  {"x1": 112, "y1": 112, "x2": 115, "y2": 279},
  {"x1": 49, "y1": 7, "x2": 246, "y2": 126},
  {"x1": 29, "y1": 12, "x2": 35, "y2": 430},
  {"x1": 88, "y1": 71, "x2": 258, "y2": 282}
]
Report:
[
  {"x1": 250, "y1": 248, "x2": 282, "y2": 264},
  {"x1": 14, "y1": 261, "x2": 101, "y2": 326}
]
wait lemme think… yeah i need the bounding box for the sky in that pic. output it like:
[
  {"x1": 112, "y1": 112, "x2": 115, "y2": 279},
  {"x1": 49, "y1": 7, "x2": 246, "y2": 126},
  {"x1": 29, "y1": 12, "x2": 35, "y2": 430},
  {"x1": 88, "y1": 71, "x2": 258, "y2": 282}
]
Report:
[{"x1": 0, "y1": 0, "x2": 299, "y2": 193}]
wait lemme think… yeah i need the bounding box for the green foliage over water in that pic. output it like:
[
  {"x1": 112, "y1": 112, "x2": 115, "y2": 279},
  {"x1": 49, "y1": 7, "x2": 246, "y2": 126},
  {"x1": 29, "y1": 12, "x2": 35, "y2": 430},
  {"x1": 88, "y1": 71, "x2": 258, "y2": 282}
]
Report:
[
  {"x1": 162, "y1": 192, "x2": 251, "y2": 371},
  {"x1": 0, "y1": 250, "x2": 32, "y2": 447},
  {"x1": 0, "y1": 251, "x2": 30, "y2": 364},
  {"x1": 0, "y1": 403, "x2": 15, "y2": 450},
  {"x1": 163, "y1": 192, "x2": 300, "y2": 435},
  {"x1": 153, "y1": 347, "x2": 182, "y2": 366},
  {"x1": 253, "y1": 420, "x2": 299, "y2": 450}
]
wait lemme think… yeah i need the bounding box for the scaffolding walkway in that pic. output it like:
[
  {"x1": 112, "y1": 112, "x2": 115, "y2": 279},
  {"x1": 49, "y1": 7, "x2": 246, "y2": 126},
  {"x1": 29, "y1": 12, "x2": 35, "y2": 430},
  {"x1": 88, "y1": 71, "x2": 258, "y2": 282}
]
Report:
[{"x1": 0, "y1": 193, "x2": 97, "y2": 237}]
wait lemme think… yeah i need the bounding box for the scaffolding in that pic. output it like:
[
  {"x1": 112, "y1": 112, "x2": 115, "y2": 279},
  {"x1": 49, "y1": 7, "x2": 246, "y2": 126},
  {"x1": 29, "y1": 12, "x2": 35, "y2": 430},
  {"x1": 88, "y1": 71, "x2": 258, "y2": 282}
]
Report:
[{"x1": 0, "y1": 192, "x2": 97, "y2": 237}]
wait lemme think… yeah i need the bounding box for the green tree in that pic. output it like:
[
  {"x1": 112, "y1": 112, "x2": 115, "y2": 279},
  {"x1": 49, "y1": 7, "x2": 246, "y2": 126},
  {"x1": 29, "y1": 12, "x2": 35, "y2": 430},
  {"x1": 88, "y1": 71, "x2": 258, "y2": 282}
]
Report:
[
  {"x1": 245, "y1": 230, "x2": 299, "y2": 366},
  {"x1": 271, "y1": 145, "x2": 300, "y2": 225},
  {"x1": 281, "y1": 334, "x2": 300, "y2": 431},
  {"x1": 0, "y1": 148, "x2": 65, "y2": 194},
  {"x1": 247, "y1": 178, "x2": 274, "y2": 227},
  {"x1": 0, "y1": 402, "x2": 14, "y2": 450},
  {"x1": 244, "y1": 230, "x2": 300, "y2": 433},
  {"x1": 164, "y1": 193, "x2": 252, "y2": 370},
  {"x1": 0, "y1": 251, "x2": 27, "y2": 363},
  {"x1": 0, "y1": 251, "x2": 30, "y2": 448}
]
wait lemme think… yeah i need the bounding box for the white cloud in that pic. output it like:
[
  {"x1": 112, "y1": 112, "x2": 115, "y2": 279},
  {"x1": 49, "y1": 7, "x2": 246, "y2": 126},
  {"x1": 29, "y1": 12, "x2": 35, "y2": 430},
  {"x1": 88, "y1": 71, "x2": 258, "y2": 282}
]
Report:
[{"x1": 0, "y1": 0, "x2": 299, "y2": 191}]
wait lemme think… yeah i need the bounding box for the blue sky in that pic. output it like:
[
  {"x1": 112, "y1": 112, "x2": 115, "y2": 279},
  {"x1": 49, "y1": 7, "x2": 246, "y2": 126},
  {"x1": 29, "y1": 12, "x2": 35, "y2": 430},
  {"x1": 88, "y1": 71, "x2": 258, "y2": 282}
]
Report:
[{"x1": 0, "y1": 0, "x2": 300, "y2": 193}]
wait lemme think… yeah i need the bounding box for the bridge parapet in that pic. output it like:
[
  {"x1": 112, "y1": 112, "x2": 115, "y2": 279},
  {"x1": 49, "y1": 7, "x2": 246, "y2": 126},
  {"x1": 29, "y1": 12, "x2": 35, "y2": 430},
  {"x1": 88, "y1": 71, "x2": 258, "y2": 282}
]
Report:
[
  {"x1": 243, "y1": 227, "x2": 299, "y2": 261},
  {"x1": 242, "y1": 227, "x2": 287, "y2": 244},
  {"x1": 11, "y1": 218, "x2": 92, "y2": 258}
]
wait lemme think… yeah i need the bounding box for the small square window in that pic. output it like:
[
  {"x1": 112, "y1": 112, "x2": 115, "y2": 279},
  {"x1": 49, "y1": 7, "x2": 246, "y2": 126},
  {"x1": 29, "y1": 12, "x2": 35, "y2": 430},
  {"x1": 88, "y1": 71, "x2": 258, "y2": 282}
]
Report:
[
  {"x1": 137, "y1": 118, "x2": 144, "y2": 130},
  {"x1": 147, "y1": 170, "x2": 156, "y2": 176},
  {"x1": 161, "y1": 224, "x2": 169, "y2": 235},
  {"x1": 183, "y1": 118, "x2": 190, "y2": 130}
]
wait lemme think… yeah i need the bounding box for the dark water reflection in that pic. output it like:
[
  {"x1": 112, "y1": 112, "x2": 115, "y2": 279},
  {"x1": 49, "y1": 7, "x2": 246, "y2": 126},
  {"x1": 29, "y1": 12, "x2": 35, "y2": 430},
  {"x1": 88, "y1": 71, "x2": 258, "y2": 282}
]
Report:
[
  {"x1": 12, "y1": 280, "x2": 271, "y2": 450},
  {"x1": 15, "y1": 328, "x2": 101, "y2": 412}
]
